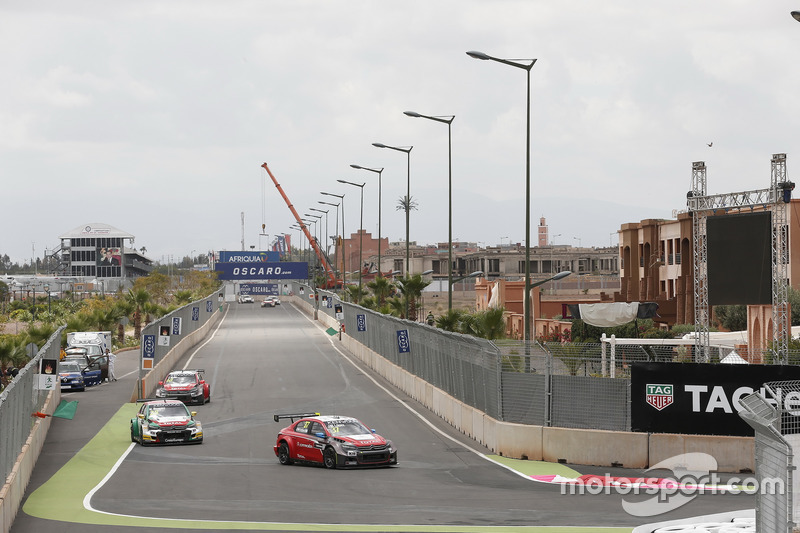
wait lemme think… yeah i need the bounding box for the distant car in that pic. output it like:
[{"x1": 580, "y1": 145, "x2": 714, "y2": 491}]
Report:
[
  {"x1": 273, "y1": 413, "x2": 398, "y2": 469},
  {"x1": 239, "y1": 295, "x2": 254, "y2": 303},
  {"x1": 57, "y1": 360, "x2": 87, "y2": 391},
  {"x1": 64, "y1": 345, "x2": 109, "y2": 381},
  {"x1": 155, "y1": 369, "x2": 210, "y2": 405},
  {"x1": 61, "y1": 355, "x2": 103, "y2": 386},
  {"x1": 131, "y1": 399, "x2": 203, "y2": 446},
  {"x1": 267, "y1": 295, "x2": 280, "y2": 305},
  {"x1": 260, "y1": 296, "x2": 277, "y2": 307}
]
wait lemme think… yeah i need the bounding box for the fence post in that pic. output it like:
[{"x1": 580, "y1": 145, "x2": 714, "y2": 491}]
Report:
[
  {"x1": 601, "y1": 333, "x2": 607, "y2": 377},
  {"x1": 610, "y1": 334, "x2": 616, "y2": 379}
]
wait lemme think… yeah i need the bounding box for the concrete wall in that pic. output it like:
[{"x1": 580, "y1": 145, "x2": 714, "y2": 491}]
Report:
[
  {"x1": 290, "y1": 296, "x2": 755, "y2": 472},
  {"x1": 0, "y1": 389, "x2": 57, "y2": 533}
]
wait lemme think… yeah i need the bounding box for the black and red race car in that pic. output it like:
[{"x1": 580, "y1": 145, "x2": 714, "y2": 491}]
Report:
[
  {"x1": 273, "y1": 413, "x2": 398, "y2": 469},
  {"x1": 155, "y1": 369, "x2": 210, "y2": 405}
]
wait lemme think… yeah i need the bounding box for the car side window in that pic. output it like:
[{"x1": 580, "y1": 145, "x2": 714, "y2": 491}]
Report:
[
  {"x1": 294, "y1": 421, "x2": 310, "y2": 434},
  {"x1": 308, "y1": 422, "x2": 325, "y2": 436}
]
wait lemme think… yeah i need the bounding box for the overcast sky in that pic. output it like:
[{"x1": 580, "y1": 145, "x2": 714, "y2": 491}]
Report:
[{"x1": 3, "y1": 1, "x2": 800, "y2": 266}]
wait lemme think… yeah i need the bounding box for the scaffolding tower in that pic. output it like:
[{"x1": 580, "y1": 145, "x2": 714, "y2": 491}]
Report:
[{"x1": 687, "y1": 153, "x2": 792, "y2": 363}]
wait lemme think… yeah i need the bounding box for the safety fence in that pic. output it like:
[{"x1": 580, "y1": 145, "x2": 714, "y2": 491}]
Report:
[
  {"x1": 739, "y1": 381, "x2": 798, "y2": 533},
  {"x1": 309, "y1": 285, "x2": 631, "y2": 431},
  {"x1": 139, "y1": 293, "x2": 222, "y2": 370},
  {"x1": 0, "y1": 326, "x2": 63, "y2": 496}
]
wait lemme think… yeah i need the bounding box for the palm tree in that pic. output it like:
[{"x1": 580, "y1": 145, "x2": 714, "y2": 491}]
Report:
[
  {"x1": 126, "y1": 289, "x2": 151, "y2": 338},
  {"x1": 396, "y1": 195, "x2": 419, "y2": 214},
  {"x1": 394, "y1": 274, "x2": 430, "y2": 322},
  {"x1": 435, "y1": 309, "x2": 466, "y2": 332},
  {"x1": 472, "y1": 308, "x2": 507, "y2": 340},
  {"x1": 367, "y1": 276, "x2": 394, "y2": 307}
]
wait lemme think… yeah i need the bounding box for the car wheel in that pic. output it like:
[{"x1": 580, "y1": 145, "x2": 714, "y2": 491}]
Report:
[
  {"x1": 323, "y1": 447, "x2": 337, "y2": 469},
  {"x1": 278, "y1": 442, "x2": 293, "y2": 465},
  {"x1": 130, "y1": 426, "x2": 136, "y2": 443}
]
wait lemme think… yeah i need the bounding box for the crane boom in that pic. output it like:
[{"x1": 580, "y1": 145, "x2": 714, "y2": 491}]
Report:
[{"x1": 261, "y1": 162, "x2": 338, "y2": 288}]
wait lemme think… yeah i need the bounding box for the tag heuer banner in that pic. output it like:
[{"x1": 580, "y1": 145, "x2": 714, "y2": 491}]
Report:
[{"x1": 631, "y1": 362, "x2": 800, "y2": 436}]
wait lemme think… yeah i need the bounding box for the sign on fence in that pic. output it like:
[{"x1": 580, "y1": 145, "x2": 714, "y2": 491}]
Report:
[{"x1": 632, "y1": 362, "x2": 800, "y2": 435}]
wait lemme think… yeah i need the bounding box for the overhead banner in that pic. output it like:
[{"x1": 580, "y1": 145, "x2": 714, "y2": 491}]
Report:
[
  {"x1": 218, "y1": 251, "x2": 281, "y2": 263},
  {"x1": 631, "y1": 362, "x2": 800, "y2": 436},
  {"x1": 214, "y1": 262, "x2": 308, "y2": 280},
  {"x1": 239, "y1": 283, "x2": 279, "y2": 295}
]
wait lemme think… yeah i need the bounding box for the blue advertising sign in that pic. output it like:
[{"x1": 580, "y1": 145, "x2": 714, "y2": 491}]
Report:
[
  {"x1": 239, "y1": 283, "x2": 279, "y2": 295},
  {"x1": 206, "y1": 300, "x2": 213, "y2": 312},
  {"x1": 397, "y1": 330, "x2": 410, "y2": 354},
  {"x1": 143, "y1": 334, "x2": 156, "y2": 359},
  {"x1": 218, "y1": 250, "x2": 280, "y2": 263},
  {"x1": 215, "y1": 262, "x2": 308, "y2": 280},
  {"x1": 327, "y1": 298, "x2": 332, "y2": 308},
  {"x1": 357, "y1": 314, "x2": 366, "y2": 332},
  {"x1": 172, "y1": 317, "x2": 182, "y2": 336},
  {"x1": 192, "y1": 306, "x2": 200, "y2": 321}
]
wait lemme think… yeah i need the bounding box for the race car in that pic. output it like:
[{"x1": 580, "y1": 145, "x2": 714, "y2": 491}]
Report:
[
  {"x1": 260, "y1": 296, "x2": 278, "y2": 307},
  {"x1": 131, "y1": 399, "x2": 203, "y2": 445},
  {"x1": 273, "y1": 413, "x2": 397, "y2": 469},
  {"x1": 155, "y1": 369, "x2": 210, "y2": 405}
]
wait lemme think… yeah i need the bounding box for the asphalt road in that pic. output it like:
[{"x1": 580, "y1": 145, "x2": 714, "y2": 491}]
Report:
[{"x1": 11, "y1": 302, "x2": 754, "y2": 532}]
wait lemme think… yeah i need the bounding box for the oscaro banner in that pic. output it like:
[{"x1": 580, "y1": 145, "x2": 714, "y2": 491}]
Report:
[
  {"x1": 214, "y1": 262, "x2": 308, "y2": 280},
  {"x1": 631, "y1": 362, "x2": 800, "y2": 436},
  {"x1": 218, "y1": 251, "x2": 280, "y2": 263},
  {"x1": 239, "y1": 283, "x2": 279, "y2": 295}
]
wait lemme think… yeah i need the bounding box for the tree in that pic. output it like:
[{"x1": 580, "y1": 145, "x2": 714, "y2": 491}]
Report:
[
  {"x1": 126, "y1": 289, "x2": 151, "y2": 338},
  {"x1": 394, "y1": 274, "x2": 430, "y2": 322},
  {"x1": 714, "y1": 305, "x2": 747, "y2": 332},
  {"x1": 435, "y1": 309, "x2": 466, "y2": 332},
  {"x1": 367, "y1": 276, "x2": 394, "y2": 308}
]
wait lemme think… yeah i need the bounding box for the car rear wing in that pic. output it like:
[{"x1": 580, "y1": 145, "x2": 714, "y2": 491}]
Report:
[{"x1": 273, "y1": 412, "x2": 320, "y2": 423}]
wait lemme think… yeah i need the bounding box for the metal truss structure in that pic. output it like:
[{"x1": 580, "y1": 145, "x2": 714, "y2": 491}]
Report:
[{"x1": 687, "y1": 154, "x2": 791, "y2": 363}]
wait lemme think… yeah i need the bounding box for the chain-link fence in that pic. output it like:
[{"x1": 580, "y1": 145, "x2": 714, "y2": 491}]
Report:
[
  {"x1": 738, "y1": 381, "x2": 798, "y2": 533},
  {"x1": 0, "y1": 326, "x2": 63, "y2": 489}
]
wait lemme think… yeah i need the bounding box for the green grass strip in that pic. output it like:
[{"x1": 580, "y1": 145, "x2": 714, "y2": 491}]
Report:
[
  {"x1": 487, "y1": 455, "x2": 583, "y2": 478},
  {"x1": 22, "y1": 404, "x2": 631, "y2": 532}
]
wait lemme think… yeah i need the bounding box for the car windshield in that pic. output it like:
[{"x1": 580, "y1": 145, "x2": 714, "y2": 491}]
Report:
[
  {"x1": 58, "y1": 361, "x2": 82, "y2": 373},
  {"x1": 166, "y1": 374, "x2": 195, "y2": 385},
  {"x1": 148, "y1": 405, "x2": 188, "y2": 418},
  {"x1": 65, "y1": 348, "x2": 87, "y2": 356},
  {"x1": 323, "y1": 419, "x2": 371, "y2": 436}
]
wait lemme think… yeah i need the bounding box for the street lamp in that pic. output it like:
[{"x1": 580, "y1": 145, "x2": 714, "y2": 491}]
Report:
[
  {"x1": 321, "y1": 191, "x2": 346, "y2": 287},
  {"x1": 373, "y1": 143, "x2": 413, "y2": 318},
  {"x1": 404, "y1": 111, "x2": 455, "y2": 311},
  {"x1": 337, "y1": 179, "x2": 366, "y2": 299},
  {"x1": 467, "y1": 49, "x2": 537, "y2": 346},
  {"x1": 309, "y1": 207, "x2": 329, "y2": 263},
  {"x1": 350, "y1": 164, "x2": 384, "y2": 276},
  {"x1": 372, "y1": 143, "x2": 413, "y2": 276},
  {"x1": 319, "y1": 201, "x2": 340, "y2": 277}
]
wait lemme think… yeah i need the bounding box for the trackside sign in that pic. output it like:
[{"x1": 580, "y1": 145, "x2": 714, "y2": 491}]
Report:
[
  {"x1": 632, "y1": 362, "x2": 800, "y2": 435},
  {"x1": 214, "y1": 262, "x2": 308, "y2": 280}
]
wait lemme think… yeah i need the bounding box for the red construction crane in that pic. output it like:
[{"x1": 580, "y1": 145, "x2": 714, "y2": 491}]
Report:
[{"x1": 261, "y1": 162, "x2": 339, "y2": 289}]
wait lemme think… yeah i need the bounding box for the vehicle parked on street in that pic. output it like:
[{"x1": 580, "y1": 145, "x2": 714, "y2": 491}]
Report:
[
  {"x1": 57, "y1": 360, "x2": 88, "y2": 391},
  {"x1": 63, "y1": 346, "x2": 109, "y2": 382},
  {"x1": 273, "y1": 413, "x2": 397, "y2": 469}
]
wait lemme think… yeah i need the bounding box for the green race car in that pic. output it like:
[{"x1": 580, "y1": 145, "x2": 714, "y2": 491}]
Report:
[{"x1": 131, "y1": 399, "x2": 203, "y2": 445}]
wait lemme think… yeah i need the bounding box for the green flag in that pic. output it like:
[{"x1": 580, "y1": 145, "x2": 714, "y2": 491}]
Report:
[
  {"x1": 325, "y1": 327, "x2": 338, "y2": 336},
  {"x1": 53, "y1": 400, "x2": 79, "y2": 420}
]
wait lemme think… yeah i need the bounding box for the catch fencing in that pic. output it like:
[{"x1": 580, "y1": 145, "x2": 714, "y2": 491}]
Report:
[
  {"x1": 309, "y1": 286, "x2": 631, "y2": 431},
  {"x1": 739, "y1": 381, "x2": 798, "y2": 533},
  {"x1": 140, "y1": 293, "x2": 221, "y2": 369},
  {"x1": 0, "y1": 326, "x2": 63, "y2": 493}
]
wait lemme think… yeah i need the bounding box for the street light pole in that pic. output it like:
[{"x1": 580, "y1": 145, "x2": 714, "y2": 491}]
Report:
[
  {"x1": 321, "y1": 191, "x2": 346, "y2": 289},
  {"x1": 373, "y1": 143, "x2": 413, "y2": 318},
  {"x1": 467, "y1": 50, "x2": 537, "y2": 345},
  {"x1": 350, "y1": 164, "x2": 384, "y2": 277},
  {"x1": 404, "y1": 111, "x2": 455, "y2": 310},
  {"x1": 337, "y1": 179, "x2": 365, "y2": 300},
  {"x1": 309, "y1": 207, "x2": 329, "y2": 265},
  {"x1": 319, "y1": 201, "x2": 339, "y2": 278}
]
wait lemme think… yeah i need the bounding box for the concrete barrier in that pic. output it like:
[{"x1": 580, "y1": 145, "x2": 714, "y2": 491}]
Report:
[
  {"x1": 292, "y1": 298, "x2": 757, "y2": 472},
  {"x1": 0, "y1": 388, "x2": 57, "y2": 533},
  {"x1": 649, "y1": 433, "x2": 755, "y2": 473}
]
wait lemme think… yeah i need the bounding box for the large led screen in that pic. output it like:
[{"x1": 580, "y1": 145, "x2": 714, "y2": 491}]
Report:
[{"x1": 707, "y1": 211, "x2": 772, "y2": 306}]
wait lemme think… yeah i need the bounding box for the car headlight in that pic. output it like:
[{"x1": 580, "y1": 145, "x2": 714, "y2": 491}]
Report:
[
  {"x1": 155, "y1": 389, "x2": 165, "y2": 397},
  {"x1": 191, "y1": 386, "x2": 202, "y2": 396},
  {"x1": 148, "y1": 422, "x2": 160, "y2": 430}
]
